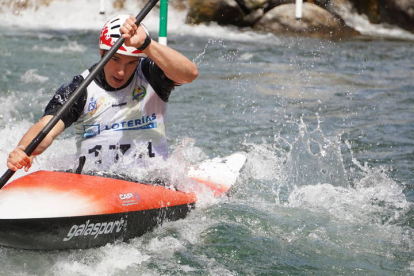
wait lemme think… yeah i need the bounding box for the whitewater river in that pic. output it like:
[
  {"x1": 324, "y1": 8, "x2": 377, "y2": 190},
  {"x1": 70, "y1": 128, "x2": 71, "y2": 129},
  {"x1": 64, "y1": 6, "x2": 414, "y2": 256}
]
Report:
[{"x1": 0, "y1": 1, "x2": 413, "y2": 275}]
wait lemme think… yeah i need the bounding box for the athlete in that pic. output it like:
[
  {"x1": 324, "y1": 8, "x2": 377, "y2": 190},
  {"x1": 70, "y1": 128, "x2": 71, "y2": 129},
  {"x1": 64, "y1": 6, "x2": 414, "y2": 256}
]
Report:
[{"x1": 7, "y1": 14, "x2": 198, "y2": 172}]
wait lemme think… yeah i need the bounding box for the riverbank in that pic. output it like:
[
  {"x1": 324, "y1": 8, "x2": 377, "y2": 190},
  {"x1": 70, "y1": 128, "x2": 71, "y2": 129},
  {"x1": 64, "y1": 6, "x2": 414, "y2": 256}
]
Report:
[{"x1": 1, "y1": 0, "x2": 414, "y2": 40}]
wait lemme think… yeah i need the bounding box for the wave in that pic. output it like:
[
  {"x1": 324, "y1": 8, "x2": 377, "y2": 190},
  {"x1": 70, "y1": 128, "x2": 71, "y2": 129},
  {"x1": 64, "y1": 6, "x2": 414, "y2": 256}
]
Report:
[
  {"x1": 32, "y1": 41, "x2": 86, "y2": 53},
  {"x1": 20, "y1": 69, "x2": 49, "y2": 83}
]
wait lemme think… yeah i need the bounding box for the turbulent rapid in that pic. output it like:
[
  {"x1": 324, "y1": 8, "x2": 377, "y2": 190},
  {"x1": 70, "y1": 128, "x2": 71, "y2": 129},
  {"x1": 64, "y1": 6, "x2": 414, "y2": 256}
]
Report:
[{"x1": 0, "y1": 0, "x2": 413, "y2": 275}]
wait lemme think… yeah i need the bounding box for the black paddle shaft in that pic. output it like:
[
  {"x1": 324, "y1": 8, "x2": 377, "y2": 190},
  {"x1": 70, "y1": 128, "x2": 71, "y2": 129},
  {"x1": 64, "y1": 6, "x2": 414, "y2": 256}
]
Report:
[{"x1": 0, "y1": 0, "x2": 159, "y2": 188}]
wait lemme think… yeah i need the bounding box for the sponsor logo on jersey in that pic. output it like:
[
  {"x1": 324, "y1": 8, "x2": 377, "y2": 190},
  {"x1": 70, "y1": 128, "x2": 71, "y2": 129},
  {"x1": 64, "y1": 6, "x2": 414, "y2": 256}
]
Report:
[
  {"x1": 88, "y1": 96, "x2": 106, "y2": 116},
  {"x1": 87, "y1": 97, "x2": 97, "y2": 113},
  {"x1": 82, "y1": 124, "x2": 100, "y2": 138},
  {"x1": 112, "y1": 102, "x2": 127, "y2": 107},
  {"x1": 103, "y1": 113, "x2": 157, "y2": 131},
  {"x1": 63, "y1": 218, "x2": 126, "y2": 241},
  {"x1": 81, "y1": 114, "x2": 157, "y2": 138},
  {"x1": 132, "y1": 85, "x2": 146, "y2": 101}
]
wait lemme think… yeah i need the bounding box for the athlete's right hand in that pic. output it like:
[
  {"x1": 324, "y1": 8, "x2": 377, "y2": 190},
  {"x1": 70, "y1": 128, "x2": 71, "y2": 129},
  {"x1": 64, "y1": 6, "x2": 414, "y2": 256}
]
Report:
[{"x1": 7, "y1": 145, "x2": 34, "y2": 172}]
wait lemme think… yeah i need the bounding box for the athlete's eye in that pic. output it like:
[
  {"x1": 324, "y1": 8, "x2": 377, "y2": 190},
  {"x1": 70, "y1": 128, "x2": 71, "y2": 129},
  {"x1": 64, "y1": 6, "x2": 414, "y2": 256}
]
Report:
[{"x1": 129, "y1": 59, "x2": 140, "y2": 65}]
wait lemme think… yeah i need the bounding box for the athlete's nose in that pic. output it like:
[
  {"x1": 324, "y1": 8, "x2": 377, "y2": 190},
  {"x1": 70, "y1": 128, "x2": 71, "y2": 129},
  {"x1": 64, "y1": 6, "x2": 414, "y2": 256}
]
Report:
[{"x1": 117, "y1": 64, "x2": 125, "y2": 78}]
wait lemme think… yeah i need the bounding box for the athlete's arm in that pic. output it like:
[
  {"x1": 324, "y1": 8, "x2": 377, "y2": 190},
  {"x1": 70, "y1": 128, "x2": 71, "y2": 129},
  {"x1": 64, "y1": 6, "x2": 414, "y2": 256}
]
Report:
[
  {"x1": 7, "y1": 116, "x2": 65, "y2": 172},
  {"x1": 140, "y1": 40, "x2": 198, "y2": 84},
  {"x1": 7, "y1": 74, "x2": 86, "y2": 172},
  {"x1": 120, "y1": 16, "x2": 198, "y2": 84}
]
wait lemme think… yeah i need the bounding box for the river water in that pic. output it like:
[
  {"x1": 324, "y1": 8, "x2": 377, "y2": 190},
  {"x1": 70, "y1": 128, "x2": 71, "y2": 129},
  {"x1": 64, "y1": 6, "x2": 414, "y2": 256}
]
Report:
[{"x1": 0, "y1": 1, "x2": 413, "y2": 275}]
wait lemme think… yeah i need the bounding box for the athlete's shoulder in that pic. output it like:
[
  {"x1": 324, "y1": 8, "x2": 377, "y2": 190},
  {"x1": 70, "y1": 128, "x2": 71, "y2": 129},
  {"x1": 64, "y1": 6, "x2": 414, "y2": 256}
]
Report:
[
  {"x1": 44, "y1": 74, "x2": 87, "y2": 128},
  {"x1": 55, "y1": 74, "x2": 85, "y2": 99},
  {"x1": 140, "y1": 58, "x2": 177, "y2": 102}
]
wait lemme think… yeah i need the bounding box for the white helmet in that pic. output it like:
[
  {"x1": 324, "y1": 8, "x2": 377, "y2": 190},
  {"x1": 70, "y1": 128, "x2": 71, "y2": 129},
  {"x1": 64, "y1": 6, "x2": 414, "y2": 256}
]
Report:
[{"x1": 99, "y1": 14, "x2": 148, "y2": 57}]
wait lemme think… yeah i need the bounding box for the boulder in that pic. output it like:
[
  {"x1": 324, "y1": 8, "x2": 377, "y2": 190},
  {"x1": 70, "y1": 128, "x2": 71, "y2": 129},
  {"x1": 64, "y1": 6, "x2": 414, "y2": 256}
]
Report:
[
  {"x1": 349, "y1": 0, "x2": 380, "y2": 23},
  {"x1": 345, "y1": 0, "x2": 414, "y2": 33},
  {"x1": 322, "y1": 0, "x2": 360, "y2": 31},
  {"x1": 309, "y1": 0, "x2": 330, "y2": 8},
  {"x1": 113, "y1": 0, "x2": 126, "y2": 10},
  {"x1": 264, "y1": 0, "x2": 297, "y2": 12},
  {"x1": 169, "y1": 0, "x2": 188, "y2": 11},
  {"x1": 254, "y1": 3, "x2": 360, "y2": 39},
  {"x1": 186, "y1": 0, "x2": 248, "y2": 26},
  {"x1": 379, "y1": 0, "x2": 414, "y2": 32},
  {"x1": 244, "y1": 8, "x2": 265, "y2": 25},
  {"x1": 0, "y1": 0, "x2": 53, "y2": 13},
  {"x1": 235, "y1": 0, "x2": 268, "y2": 14}
]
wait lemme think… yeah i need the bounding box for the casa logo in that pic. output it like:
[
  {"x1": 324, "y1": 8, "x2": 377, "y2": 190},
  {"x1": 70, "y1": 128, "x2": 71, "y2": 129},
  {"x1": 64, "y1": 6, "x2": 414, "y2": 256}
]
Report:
[
  {"x1": 119, "y1": 192, "x2": 142, "y2": 206},
  {"x1": 63, "y1": 218, "x2": 126, "y2": 241},
  {"x1": 119, "y1": 193, "x2": 133, "y2": 200},
  {"x1": 132, "y1": 85, "x2": 146, "y2": 101}
]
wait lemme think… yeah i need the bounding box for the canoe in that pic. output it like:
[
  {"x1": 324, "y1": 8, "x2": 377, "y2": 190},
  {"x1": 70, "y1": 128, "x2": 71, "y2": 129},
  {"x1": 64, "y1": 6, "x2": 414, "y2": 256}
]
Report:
[{"x1": 0, "y1": 152, "x2": 247, "y2": 250}]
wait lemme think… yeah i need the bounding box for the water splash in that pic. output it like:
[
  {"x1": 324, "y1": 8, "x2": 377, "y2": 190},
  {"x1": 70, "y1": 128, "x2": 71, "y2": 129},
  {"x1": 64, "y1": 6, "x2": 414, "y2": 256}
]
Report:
[
  {"x1": 284, "y1": 116, "x2": 349, "y2": 189},
  {"x1": 239, "y1": 116, "x2": 411, "y2": 228},
  {"x1": 51, "y1": 243, "x2": 151, "y2": 276},
  {"x1": 281, "y1": 118, "x2": 410, "y2": 224}
]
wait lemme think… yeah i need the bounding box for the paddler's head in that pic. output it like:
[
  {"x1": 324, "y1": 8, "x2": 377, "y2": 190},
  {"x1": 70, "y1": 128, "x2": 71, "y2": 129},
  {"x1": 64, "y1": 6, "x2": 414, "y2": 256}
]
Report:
[{"x1": 99, "y1": 14, "x2": 148, "y2": 89}]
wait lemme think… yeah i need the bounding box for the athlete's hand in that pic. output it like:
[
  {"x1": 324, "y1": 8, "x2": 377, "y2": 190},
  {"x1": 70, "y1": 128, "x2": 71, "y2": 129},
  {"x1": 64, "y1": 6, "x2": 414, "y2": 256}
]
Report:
[
  {"x1": 120, "y1": 15, "x2": 148, "y2": 49},
  {"x1": 7, "y1": 145, "x2": 34, "y2": 172}
]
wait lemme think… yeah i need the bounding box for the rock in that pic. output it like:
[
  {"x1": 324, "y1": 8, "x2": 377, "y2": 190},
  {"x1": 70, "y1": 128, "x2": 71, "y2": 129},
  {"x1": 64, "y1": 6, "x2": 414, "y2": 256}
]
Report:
[
  {"x1": 324, "y1": 0, "x2": 352, "y2": 16},
  {"x1": 379, "y1": 0, "x2": 414, "y2": 32},
  {"x1": 336, "y1": 0, "x2": 414, "y2": 33},
  {"x1": 169, "y1": 0, "x2": 188, "y2": 11},
  {"x1": 310, "y1": 0, "x2": 331, "y2": 9},
  {"x1": 186, "y1": 0, "x2": 248, "y2": 26},
  {"x1": 113, "y1": 0, "x2": 126, "y2": 10},
  {"x1": 243, "y1": 8, "x2": 264, "y2": 25},
  {"x1": 235, "y1": 0, "x2": 268, "y2": 13},
  {"x1": 254, "y1": 3, "x2": 360, "y2": 39},
  {"x1": 0, "y1": 0, "x2": 53, "y2": 14},
  {"x1": 264, "y1": 0, "x2": 296, "y2": 12},
  {"x1": 349, "y1": 0, "x2": 380, "y2": 23},
  {"x1": 323, "y1": 0, "x2": 360, "y2": 31}
]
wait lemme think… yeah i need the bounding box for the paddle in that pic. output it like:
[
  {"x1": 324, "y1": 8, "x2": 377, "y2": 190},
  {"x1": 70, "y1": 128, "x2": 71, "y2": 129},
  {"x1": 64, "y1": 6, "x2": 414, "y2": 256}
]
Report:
[{"x1": 0, "y1": 0, "x2": 159, "y2": 188}]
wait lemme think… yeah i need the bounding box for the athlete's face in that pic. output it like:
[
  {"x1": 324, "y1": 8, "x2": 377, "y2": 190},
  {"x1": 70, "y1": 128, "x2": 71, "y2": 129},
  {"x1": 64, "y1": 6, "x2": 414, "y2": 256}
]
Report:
[{"x1": 101, "y1": 51, "x2": 141, "y2": 89}]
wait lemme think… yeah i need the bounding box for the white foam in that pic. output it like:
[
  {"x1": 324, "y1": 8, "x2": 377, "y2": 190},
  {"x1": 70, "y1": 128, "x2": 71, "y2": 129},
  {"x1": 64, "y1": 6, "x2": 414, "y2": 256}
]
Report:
[
  {"x1": 0, "y1": 0, "x2": 287, "y2": 43},
  {"x1": 20, "y1": 69, "x2": 49, "y2": 83},
  {"x1": 0, "y1": 121, "x2": 77, "y2": 184},
  {"x1": 1, "y1": 0, "x2": 413, "y2": 41},
  {"x1": 333, "y1": 1, "x2": 414, "y2": 41},
  {"x1": 287, "y1": 168, "x2": 411, "y2": 225},
  {"x1": 51, "y1": 242, "x2": 151, "y2": 276},
  {"x1": 32, "y1": 41, "x2": 86, "y2": 54}
]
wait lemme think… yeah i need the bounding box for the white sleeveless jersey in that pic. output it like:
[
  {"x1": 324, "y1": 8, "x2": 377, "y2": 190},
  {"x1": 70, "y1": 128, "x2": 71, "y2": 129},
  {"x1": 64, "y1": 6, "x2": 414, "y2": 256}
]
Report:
[{"x1": 73, "y1": 63, "x2": 168, "y2": 168}]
